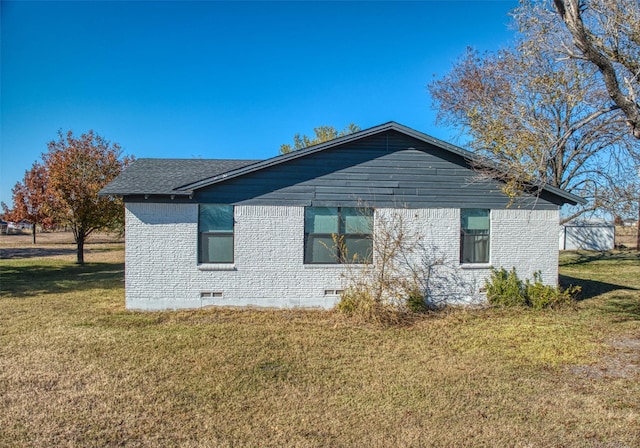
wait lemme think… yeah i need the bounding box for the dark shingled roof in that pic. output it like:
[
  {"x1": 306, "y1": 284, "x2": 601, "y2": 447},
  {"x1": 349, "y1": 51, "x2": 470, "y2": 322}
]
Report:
[{"x1": 100, "y1": 158, "x2": 260, "y2": 196}]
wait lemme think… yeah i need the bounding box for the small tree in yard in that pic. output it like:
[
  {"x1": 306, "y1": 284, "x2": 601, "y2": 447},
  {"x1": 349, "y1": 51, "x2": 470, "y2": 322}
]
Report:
[
  {"x1": 337, "y1": 210, "x2": 474, "y2": 323},
  {"x1": 4, "y1": 162, "x2": 54, "y2": 244},
  {"x1": 43, "y1": 130, "x2": 133, "y2": 264}
]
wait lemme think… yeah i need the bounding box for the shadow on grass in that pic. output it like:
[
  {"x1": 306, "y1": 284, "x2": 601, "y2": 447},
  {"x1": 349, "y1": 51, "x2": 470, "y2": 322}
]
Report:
[
  {"x1": 0, "y1": 262, "x2": 124, "y2": 297},
  {"x1": 0, "y1": 246, "x2": 121, "y2": 260},
  {"x1": 0, "y1": 247, "x2": 76, "y2": 259},
  {"x1": 600, "y1": 294, "x2": 640, "y2": 322},
  {"x1": 560, "y1": 250, "x2": 640, "y2": 267},
  {"x1": 559, "y1": 274, "x2": 639, "y2": 301}
]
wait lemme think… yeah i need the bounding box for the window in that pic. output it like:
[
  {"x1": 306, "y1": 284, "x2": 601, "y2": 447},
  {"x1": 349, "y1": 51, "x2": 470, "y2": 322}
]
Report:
[
  {"x1": 304, "y1": 207, "x2": 373, "y2": 264},
  {"x1": 460, "y1": 209, "x2": 490, "y2": 264},
  {"x1": 199, "y1": 205, "x2": 234, "y2": 263}
]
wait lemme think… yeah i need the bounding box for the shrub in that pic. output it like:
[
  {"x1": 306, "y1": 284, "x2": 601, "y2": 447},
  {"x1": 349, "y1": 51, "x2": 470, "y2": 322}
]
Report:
[
  {"x1": 485, "y1": 267, "x2": 527, "y2": 306},
  {"x1": 485, "y1": 267, "x2": 579, "y2": 309},
  {"x1": 406, "y1": 289, "x2": 428, "y2": 313},
  {"x1": 336, "y1": 210, "x2": 477, "y2": 323},
  {"x1": 525, "y1": 271, "x2": 580, "y2": 310},
  {"x1": 337, "y1": 287, "x2": 409, "y2": 325}
]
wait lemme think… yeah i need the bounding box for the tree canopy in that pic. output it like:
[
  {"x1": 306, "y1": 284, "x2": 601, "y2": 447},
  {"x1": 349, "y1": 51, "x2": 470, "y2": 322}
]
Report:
[
  {"x1": 429, "y1": 1, "x2": 639, "y2": 222},
  {"x1": 43, "y1": 130, "x2": 133, "y2": 263},
  {"x1": 280, "y1": 124, "x2": 360, "y2": 154},
  {"x1": 1, "y1": 162, "x2": 53, "y2": 244}
]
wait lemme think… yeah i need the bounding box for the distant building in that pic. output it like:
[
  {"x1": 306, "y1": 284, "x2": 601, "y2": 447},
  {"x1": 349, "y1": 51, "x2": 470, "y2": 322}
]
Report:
[{"x1": 559, "y1": 219, "x2": 615, "y2": 251}]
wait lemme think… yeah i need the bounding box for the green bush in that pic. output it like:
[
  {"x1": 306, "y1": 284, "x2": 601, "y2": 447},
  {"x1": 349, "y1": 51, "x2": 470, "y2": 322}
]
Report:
[
  {"x1": 485, "y1": 267, "x2": 527, "y2": 306},
  {"x1": 524, "y1": 271, "x2": 580, "y2": 310},
  {"x1": 406, "y1": 290, "x2": 428, "y2": 313},
  {"x1": 485, "y1": 268, "x2": 579, "y2": 309}
]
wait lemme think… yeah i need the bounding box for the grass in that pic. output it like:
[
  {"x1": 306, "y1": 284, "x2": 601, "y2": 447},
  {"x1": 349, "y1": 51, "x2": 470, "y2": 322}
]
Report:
[{"x1": 1, "y1": 238, "x2": 639, "y2": 447}]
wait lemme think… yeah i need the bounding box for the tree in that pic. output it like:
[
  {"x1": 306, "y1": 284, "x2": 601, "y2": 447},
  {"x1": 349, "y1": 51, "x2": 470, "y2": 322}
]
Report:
[
  {"x1": 43, "y1": 130, "x2": 133, "y2": 263},
  {"x1": 549, "y1": 0, "x2": 640, "y2": 139},
  {"x1": 522, "y1": 0, "x2": 640, "y2": 246},
  {"x1": 4, "y1": 162, "x2": 53, "y2": 244},
  {"x1": 429, "y1": 41, "x2": 636, "y2": 222},
  {"x1": 280, "y1": 123, "x2": 360, "y2": 154}
]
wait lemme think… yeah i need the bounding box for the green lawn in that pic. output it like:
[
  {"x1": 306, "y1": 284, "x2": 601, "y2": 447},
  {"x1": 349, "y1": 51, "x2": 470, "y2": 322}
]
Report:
[{"x1": 1, "y1": 247, "x2": 639, "y2": 447}]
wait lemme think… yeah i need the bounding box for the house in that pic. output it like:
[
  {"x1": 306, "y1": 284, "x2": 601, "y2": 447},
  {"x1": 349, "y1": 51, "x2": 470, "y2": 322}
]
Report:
[
  {"x1": 559, "y1": 219, "x2": 615, "y2": 251},
  {"x1": 101, "y1": 122, "x2": 584, "y2": 310}
]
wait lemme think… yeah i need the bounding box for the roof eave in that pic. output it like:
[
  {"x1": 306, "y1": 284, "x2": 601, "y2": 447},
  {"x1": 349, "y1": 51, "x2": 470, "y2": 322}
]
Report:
[{"x1": 98, "y1": 190, "x2": 193, "y2": 198}]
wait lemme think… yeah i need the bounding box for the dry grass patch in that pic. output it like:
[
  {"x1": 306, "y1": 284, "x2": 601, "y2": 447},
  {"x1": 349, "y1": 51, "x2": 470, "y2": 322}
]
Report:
[{"x1": 0, "y1": 246, "x2": 639, "y2": 446}]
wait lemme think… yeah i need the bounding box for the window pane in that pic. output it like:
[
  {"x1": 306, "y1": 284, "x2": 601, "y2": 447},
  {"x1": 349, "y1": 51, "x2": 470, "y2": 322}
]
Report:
[
  {"x1": 343, "y1": 236, "x2": 372, "y2": 263},
  {"x1": 199, "y1": 205, "x2": 234, "y2": 232},
  {"x1": 461, "y1": 209, "x2": 489, "y2": 231},
  {"x1": 461, "y1": 233, "x2": 490, "y2": 263},
  {"x1": 305, "y1": 235, "x2": 337, "y2": 263},
  {"x1": 461, "y1": 209, "x2": 490, "y2": 263},
  {"x1": 200, "y1": 234, "x2": 234, "y2": 263},
  {"x1": 305, "y1": 207, "x2": 338, "y2": 233},
  {"x1": 342, "y1": 208, "x2": 373, "y2": 234}
]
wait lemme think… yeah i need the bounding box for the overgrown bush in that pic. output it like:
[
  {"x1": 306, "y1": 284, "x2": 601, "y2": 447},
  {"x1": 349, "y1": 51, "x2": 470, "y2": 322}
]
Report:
[
  {"x1": 336, "y1": 210, "x2": 471, "y2": 323},
  {"x1": 485, "y1": 267, "x2": 579, "y2": 309},
  {"x1": 484, "y1": 267, "x2": 527, "y2": 306},
  {"x1": 336, "y1": 287, "x2": 405, "y2": 324},
  {"x1": 524, "y1": 271, "x2": 580, "y2": 310}
]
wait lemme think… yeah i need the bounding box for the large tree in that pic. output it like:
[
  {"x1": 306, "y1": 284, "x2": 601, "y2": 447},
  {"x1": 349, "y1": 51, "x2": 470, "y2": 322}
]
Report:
[
  {"x1": 280, "y1": 123, "x2": 360, "y2": 154},
  {"x1": 524, "y1": 0, "x2": 640, "y2": 247},
  {"x1": 429, "y1": 0, "x2": 639, "y2": 223},
  {"x1": 548, "y1": 0, "x2": 640, "y2": 140},
  {"x1": 43, "y1": 130, "x2": 133, "y2": 263},
  {"x1": 4, "y1": 162, "x2": 53, "y2": 244}
]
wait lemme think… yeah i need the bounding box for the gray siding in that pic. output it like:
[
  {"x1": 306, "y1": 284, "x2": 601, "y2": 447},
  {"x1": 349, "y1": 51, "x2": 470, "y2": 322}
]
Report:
[
  {"x1": 188, "y1": 131, "x2": 558, "y2": 210},
  {"x1": 192, "y1": 131, "x2": 559, "y2": 210}
]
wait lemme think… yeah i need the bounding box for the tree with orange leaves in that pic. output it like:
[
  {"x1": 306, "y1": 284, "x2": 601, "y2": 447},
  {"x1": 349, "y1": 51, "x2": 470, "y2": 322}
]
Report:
[
  {"x1": 43, "y1": 130, "x2": 133, "y2": 263},
  {"x1": 2, "y1": 162, "x2": 53, "y2": 244}
]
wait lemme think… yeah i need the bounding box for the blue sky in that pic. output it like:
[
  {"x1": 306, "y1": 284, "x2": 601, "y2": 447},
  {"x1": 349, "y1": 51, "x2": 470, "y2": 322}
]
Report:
[{"x1": 1, "y1": 0, "x2": 518, "y2": 207}]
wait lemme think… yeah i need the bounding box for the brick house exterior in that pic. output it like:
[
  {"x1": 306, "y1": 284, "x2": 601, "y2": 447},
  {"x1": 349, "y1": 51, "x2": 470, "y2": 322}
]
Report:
[{"x1": 101, "y1": 122, "x2": 584, "y2": 310}]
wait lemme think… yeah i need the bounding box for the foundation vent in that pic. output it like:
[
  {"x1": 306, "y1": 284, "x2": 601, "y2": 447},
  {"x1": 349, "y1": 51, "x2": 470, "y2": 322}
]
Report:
[
  {"x1": 201, "y1": 292, "x2": 223, "y2": 298},
  {"x1": 324, "y1": 289, "x2": 344, "y2": 296}
]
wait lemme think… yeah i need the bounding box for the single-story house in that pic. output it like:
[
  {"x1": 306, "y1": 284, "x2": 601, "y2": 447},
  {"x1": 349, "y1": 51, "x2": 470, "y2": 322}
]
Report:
[
  {"x1": 559, "y1": 219, "x2": 615, "y2": 251},
  {"x1": 101, "y1": 122, "x2": 584, "y2": 310}
]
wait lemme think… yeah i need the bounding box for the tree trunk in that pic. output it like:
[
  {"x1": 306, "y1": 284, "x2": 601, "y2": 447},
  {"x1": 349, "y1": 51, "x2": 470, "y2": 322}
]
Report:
[
  {"x1": 76, "y1": 235, "x2": 85, "y2": 264},
  {"x1": 32, "y1": 222, "x2": 36, "y2": 245}
]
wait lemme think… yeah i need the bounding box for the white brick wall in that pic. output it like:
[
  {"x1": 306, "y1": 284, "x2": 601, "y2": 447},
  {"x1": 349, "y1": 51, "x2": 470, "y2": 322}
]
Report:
[{"x1": 124, "y1": 203, "x2": 559, "y2": 310}]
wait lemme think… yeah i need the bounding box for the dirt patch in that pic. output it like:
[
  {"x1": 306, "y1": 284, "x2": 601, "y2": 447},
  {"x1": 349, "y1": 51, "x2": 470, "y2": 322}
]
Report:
[{"x1": 570, "y1": 336, "x2": 640, "y2": 379}]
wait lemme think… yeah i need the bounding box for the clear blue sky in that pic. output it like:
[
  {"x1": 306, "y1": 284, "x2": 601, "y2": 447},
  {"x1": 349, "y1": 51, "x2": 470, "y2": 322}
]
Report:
[{"x1": 1, "y1": 0, "x2": 518, "y2": 207}]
